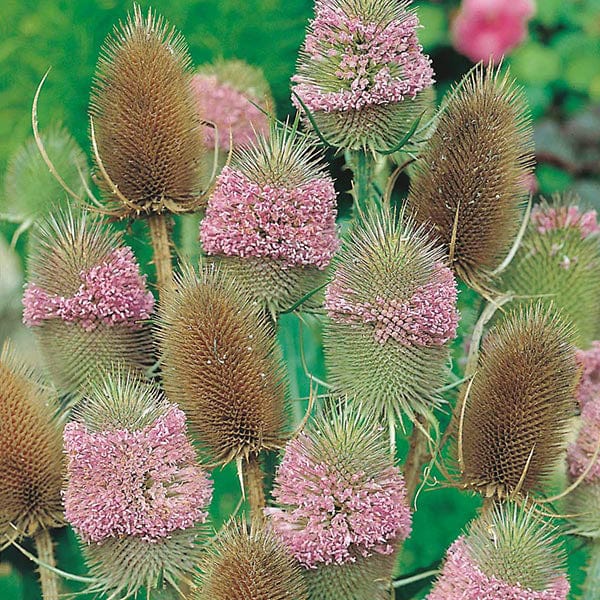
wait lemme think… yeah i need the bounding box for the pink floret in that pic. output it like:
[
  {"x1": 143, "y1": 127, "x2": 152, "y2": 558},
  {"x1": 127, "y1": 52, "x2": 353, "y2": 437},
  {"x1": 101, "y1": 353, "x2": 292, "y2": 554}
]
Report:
[
  {"x1": 576, "y1": 342, "x2": 600, "y2": 407},
  {"x1": 530, "y1": 205, "x2": 600, "y2": 239},
  {"x1": 292, "y1": 1, "x2": 434, "y2": 113},
  {"x1": 325, "y1": 263, "x2": 458, "y2": 346},
  {"x1": 190, "y1": 74, "x2": 269, "y2": 151},
  {"x1": 567, "y1": 399, "x2": 600, "y2": 484},
  {"x1": 267, "y1": 434, "x2": 412, "y2": 568},
  {"x1": 428, "y1": 538, "x2": 569, "y2": 600},
  {"x1": 201, "y1": 166, "x2": 339, "y2": 269},
  {"x1": 23, "y1": 247, "x2": 154, "y2": 331},
  {"x1": 64, "y1": 405, "x2": 213, "y2": 543}
]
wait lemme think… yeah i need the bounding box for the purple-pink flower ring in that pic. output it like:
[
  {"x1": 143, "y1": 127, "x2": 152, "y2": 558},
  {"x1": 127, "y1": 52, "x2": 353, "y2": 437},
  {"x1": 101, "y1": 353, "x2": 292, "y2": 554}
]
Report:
[{"x1": 531, "y1": 205, "x2": 600, "y2": 240}]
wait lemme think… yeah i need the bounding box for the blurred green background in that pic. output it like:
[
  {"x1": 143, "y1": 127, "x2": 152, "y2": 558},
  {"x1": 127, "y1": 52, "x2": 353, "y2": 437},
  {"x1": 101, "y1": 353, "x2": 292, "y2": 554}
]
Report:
[{"x1": 1, "y1": 0, "x2": 599, "y2": 597}]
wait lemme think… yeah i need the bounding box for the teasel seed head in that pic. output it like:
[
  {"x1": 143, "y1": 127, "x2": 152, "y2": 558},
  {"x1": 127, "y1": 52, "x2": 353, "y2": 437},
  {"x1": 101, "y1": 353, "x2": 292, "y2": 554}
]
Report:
[
  {"x1": 90, "y1": 4, "x2": 204, "y2": 218},
  {"x1": 323, "y1": 207, "x2": 458, "y2": 427},
  {"x1": 292, "y1": 0, "x2": 434, "y2": 151},
  {"x1": 23, "y1": 209, "x2": 155, "y2": 395},
  {"x1": 268, "y1": 400, "x2": 411, "y2": 588},
  {"x1": 428, "y1": 503, "x2": 569, "y2": 599},
  {"x1": 200, "y1": 121, "x2": 339, "y2": 315},
  {"x1": 406, "y1": 64, "x2": 534, "y2": 289},
  {"x1": 500, "y1": 195, "x2": 600, "y2": 348},
  {"x1": 193, "y1": 520, "x2": 308, "y2": 600},
  {"x1": 458, "y1": 303, "x2": 578, "y2": 500},
  {"x1": 64, "y1": 370, "x2": 212, "y2": 598},
  {"x1": 0, "y1": 343, "x2": 64, "y2": 540},
  {"x1": 158, "y1": 265, "x2": 288, "y2": 464}
]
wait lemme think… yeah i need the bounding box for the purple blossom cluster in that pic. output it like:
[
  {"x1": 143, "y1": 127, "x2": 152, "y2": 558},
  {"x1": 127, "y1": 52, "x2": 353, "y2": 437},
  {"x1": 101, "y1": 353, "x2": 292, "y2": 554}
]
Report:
[
  {"x1": 292, "y1": 0, "x2": 434, "y2": 113},
  {"x1": 531, "y1": 205, "x2": 600, "y2": 239},
  {"x1": 23, "y1": 247, "x2": 154, "y2": 331},
  {"x1": 267, "y1": 434, "x2": 412, "y2": 568},
  {"x1": 567, "y1": 400, "x2": 600, "y2": 483},
  {"x1": 428, "y1": 538, "x2": 570, "y2": 600},
  {"x1": 576, "y1": 342, "x2": 600, "y2": 407},
  {"x1": 190, "y1": 74, "x2": 269, "y2": 151},
  {"x1": 325, "y1": 263, "x2": 458, "y2": 346},
  {"x1": 63, "y1": 405, "x2": 213, "y2": 543},
  {"x1": 200, "y1": 166, "x2": 339, "y2": 269}
]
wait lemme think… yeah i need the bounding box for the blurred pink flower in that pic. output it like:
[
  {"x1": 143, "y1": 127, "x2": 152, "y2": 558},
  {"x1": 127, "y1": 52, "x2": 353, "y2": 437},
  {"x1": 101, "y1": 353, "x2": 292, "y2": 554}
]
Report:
[
  {"x1": 567, "y1": 399, "x2": 600, "y2": 483},
  {"x1": 576, "y1": 342, "x2": 600, "y2": 407},
  {"x1": 451, "y1": 0, "x2": 536, "y2": 64},
  {"x1": 531, "y1": 205, "x2": 600, "y2": 239}
]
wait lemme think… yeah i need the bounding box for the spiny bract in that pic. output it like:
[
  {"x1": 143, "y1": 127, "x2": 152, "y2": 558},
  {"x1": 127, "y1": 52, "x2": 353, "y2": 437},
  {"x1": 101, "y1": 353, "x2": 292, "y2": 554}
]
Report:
[{"x1": 406, "y1": 64, "x2": 534, "y2": 289}]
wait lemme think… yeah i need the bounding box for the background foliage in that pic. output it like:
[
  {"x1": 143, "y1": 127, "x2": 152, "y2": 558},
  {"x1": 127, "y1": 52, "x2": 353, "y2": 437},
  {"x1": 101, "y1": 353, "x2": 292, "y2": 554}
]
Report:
[{"x1": 1, "y1": 0, "x2": 599, "y2": 597}]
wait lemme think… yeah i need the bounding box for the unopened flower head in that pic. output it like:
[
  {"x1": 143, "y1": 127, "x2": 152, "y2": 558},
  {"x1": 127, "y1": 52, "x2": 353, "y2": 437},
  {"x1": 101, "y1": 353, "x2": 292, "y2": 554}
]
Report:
[
  {"x1": 429, "y1": 503, "x2": 569, "y2": 600},
  {"x1": 292, "y1": 0, "x2": 434, "y2": 150},
  {"x1": 576, "y1": 342, "x2": 600, "y2": 407},
  {"x1": 268, "y1": 401, "x2": 411, "y2": 569},
  {"x1": 191, "y1": 59, "x2": 272, "y2": 152},
  {"x1": 324, "y1": 207, "x2": 458, "y2": 426}
]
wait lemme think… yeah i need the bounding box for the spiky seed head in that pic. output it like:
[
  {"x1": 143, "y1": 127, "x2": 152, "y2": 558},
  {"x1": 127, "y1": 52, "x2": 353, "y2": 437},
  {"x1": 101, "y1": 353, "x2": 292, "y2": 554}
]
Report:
[
  {"x1": 292, "y1": 0, "x2": 434, "y2": 151},
  {"x1": 500, "y1": 195, "x2": 600, "y2": 348},
  {"x1": 200, "y1": 121, "x2": 339, "y2": 314},
  {"x1": 269, "y1": 400, "x2": 411, "y2": 570},
  {"x1": 191, "y1": 59, "x2": 273, "y2": 152},
  {"x1": 64, "y1": 371, "x2": 212, "y2": 599},
  {"x1": 23, "y1": 210, "x2": 154, "y2": 394},
  {"x1": 0, "y1": 343, "x2": 64, "y2": 539},
  {"x1": 2, "y1": 125, "x2": 88, "y2": 221},
  {"x1": 459, "y1": 303, "x2": 578, "y2": 499},
  {"x1": 90, "y1": 5, "x2": 204, "y2": 217},
  {"x1": 158, "y1": 265, "x2": 288, "y2": 464},
  {"x1": 193, "y1": 521, "x2": 309, "y2": 600},
  {"x1": 428, "y1": 503, "x2": 569, "y2": 599},
  {"x1": 406, "y1": 64, "x2": 534, "y2": 289},
  {"x1": 564, "y1": 482, "x2": 600, "y2": 539},
  {"x1": 323, "y1": 207, "x2": 458, "y2": 427}
]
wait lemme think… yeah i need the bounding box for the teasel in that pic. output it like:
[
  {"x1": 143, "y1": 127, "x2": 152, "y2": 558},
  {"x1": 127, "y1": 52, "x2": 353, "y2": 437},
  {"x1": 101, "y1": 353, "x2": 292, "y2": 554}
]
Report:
[
  {"x1": 428, "y1": 502, "x2": 569, "y2": 599},
  {"x1": 200, "y1": 120, "x2": 339, "y2": 317},
  {"x1": 500, "y1": 194, "x2": 600, "y2": 348},
  {"x1": 193, "y1": 520, "x2": 308, "y2": 600},
  {"x1": 291, "y1": 0, "x2": 434, "y2": 152},
  {"x1": 89, "y1": 4, "x2": 205, "y2": 292},
  {"x1": 0, "y1": 343, "x2": 64, "y2": 600},
  {"x1": 323, "y1": 206, "x2": 459, "y2": 433},
  {"x1": 22, "y1": 209, "x2": 155, "y2": 396},
  {"x1": 268, "y1": 400, "x2": 412, "y2": 599},
  {"x1": 158, "y1": 265, "x2": 288, "y2": 515},
  {"x1": 406, "y1": 64, "x2": 534, "y2": 291},
  {"x1": 456, "y1": 302, "x2": 578, "y2": 501},
  {"x1": 63, "y1": 370, "x2": 213, "y2": 599},
  {"x1": 576, "y1": 342, "x2": 600, "y2": 407}
]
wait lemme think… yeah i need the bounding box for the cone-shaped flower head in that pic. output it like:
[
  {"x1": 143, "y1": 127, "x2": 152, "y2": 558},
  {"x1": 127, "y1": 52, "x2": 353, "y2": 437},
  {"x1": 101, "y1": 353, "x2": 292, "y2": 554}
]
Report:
[
  {"x1": 0, "y1": 343, "x2": 64, "y2": 540},
  {"x1": 268, "y1": 400, "x2": 411, "y2": 598},
  {"x1": 90, "y1": 5, "x2": 204, "y2": 217},
  {"x1": 200, "y1": 121, "x2": 339, "y2": 314},
  {"x1": 501, "y1": 195, "x2": 600, "y2": 348},
  {"x1": 193, "y1": 521, "x2": 309, "y2": 600},
  {"x1": 292, "y1": 0, "x2": 434, "y2": 150},
  {"x1": 23, "y1": 210, "x2": 154, "y2": 394},
  {"x1": 406, "y1": 64, "x2": 534, "y2": 289},
  {"x1": 458, "y1": 303, "x2": 578, "y2": 499},
  {"x1": 2, "y1": 125, "x2": 88, "y2": 222},
  {"x1": 191, "y1": 59, "x2": 272, "y2": 152},
  {"x1": 64, "y1": 371, "x2": 212, "y2": 598},
  {"x1": 428, "y1": 503, "x2": 569, "y2": 599},
  {"x1": 324, "y1": 207, "x2": 458, "y2": 427},
  {"x1": 158, "y1": 265, "x2": 288, "y2": 464}
]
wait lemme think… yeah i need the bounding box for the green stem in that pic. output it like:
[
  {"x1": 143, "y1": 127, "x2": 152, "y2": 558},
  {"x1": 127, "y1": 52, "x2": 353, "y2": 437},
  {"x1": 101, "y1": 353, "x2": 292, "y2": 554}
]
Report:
[
  {"x1": 33, "y1": 529, "x2": 60, "y2": 600},
  {"x1": 582, "y1": 539, "x2": 600, "y2": 600},
  {"x1": 349, "y1": 149, "x2": 379, "y2": 219}
]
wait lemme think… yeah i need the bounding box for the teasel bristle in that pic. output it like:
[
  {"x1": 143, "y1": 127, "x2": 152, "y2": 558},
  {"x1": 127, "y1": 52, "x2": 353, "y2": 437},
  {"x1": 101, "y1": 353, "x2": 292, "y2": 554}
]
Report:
[
  {"x1": 323, "y1": 206, "x2": 458, "y2": 427},
  {"x1": 500, "y1": 194, "x2": 600, "y2": 348},
  {"x1": 406, "y1": 64, "x2": 534, "y2": 289},
  {"x1": 90, "y1": 4, "x2": 204, "y2": 218},
  {"x1": 0, "y1": 342, "x2": 64, "y2": 540},
  {"x1": 428, "y1": 502, "x2": 569, "y2": 599},
  {"x1": 23, "y1": 209, "x2": 155, "y2": 395},
  {"x1": 193, "y1": 520, "x2": 309, "y2": 600},
  {"x1": 457, "y1": 302, "x2": 578, "y2": 500},
  {"x1": 158, "y1": 265, "x2": 288, "y2": 465}
]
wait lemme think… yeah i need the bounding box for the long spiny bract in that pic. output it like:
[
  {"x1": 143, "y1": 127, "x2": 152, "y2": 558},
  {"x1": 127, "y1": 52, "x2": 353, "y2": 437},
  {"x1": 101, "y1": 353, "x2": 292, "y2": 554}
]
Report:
[
  {"x1": 406, "y1": 64, "x2": 534, "y2": 289},
  {"x1": 158, "y1": 265, "x2": 288, "y2": 464},
  {"x1": 458, "y1": 303, "x2": 578, "y2": 499},
  {"x1": 90, "y1": 4, "x2": 204, "y2": 217}
]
